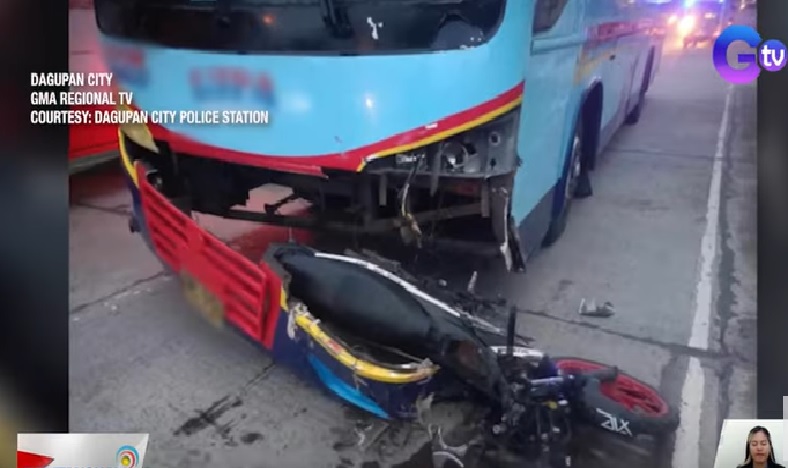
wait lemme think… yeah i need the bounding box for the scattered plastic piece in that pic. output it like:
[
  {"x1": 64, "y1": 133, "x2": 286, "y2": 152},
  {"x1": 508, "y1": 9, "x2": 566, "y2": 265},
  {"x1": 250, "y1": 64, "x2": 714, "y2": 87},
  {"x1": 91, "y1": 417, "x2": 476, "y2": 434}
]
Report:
[{"x1": 578, "y1": 298, "x2": 615, "y2": 318}]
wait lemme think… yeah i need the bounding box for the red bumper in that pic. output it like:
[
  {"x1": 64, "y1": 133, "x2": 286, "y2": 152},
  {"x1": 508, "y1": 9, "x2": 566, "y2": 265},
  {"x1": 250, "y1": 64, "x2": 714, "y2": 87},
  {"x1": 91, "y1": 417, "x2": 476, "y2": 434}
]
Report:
[
  {"x1": 68, "y1": 108, "x2": 118, "y2": 162},
  {"x1": 134, "y1": 162, "x2": 284, "y2": 349}
]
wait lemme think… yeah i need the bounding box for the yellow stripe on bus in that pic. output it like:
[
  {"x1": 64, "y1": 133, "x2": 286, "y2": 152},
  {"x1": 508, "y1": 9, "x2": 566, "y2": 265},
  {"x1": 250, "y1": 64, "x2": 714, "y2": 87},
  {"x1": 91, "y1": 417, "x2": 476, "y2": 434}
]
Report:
[{"x1": 356, "y1": 96, "x2": 523, "y2": 172}]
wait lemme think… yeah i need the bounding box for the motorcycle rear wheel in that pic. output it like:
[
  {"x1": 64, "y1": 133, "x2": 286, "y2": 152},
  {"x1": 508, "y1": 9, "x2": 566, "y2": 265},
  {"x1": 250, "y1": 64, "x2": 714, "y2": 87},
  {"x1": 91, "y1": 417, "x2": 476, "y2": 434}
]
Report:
[{"x1": 553, "y1": 357, "x2": 679, "y2": 438}]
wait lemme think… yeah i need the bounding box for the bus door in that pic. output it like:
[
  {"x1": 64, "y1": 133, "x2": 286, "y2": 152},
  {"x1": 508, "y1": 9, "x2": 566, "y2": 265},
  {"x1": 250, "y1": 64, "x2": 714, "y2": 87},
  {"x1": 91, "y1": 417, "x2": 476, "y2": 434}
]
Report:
[
  {"x1": 588, "y1": 1, "x2": 628, "y2": 136},
  {"x1": 614, "y1": 1, "x2": 648, "y2": 124},
  {"x1": 510, "y1": 0, "x2": 580, "y2": 252}
]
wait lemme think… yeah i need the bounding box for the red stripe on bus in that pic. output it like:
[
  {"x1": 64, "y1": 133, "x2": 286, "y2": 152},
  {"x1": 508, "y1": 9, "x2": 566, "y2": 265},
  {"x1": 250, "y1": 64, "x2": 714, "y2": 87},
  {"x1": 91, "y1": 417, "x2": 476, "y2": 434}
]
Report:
[{"x1": 134, "y1": 81, "x2": 524, "y2": 174}]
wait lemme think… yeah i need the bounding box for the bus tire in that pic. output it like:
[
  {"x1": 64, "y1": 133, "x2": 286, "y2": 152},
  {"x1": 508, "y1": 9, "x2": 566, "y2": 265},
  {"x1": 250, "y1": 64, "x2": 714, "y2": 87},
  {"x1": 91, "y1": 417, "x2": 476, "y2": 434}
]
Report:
[{"x1": 543, "y1": 119, "x2": 589, "y2": 247}]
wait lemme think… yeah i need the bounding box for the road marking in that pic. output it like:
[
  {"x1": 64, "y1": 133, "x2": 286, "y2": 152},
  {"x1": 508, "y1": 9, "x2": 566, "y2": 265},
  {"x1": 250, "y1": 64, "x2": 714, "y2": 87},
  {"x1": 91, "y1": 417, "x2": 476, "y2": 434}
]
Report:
[{"x1": 671, "y1": 83, "x2": 734, "y2": 468}]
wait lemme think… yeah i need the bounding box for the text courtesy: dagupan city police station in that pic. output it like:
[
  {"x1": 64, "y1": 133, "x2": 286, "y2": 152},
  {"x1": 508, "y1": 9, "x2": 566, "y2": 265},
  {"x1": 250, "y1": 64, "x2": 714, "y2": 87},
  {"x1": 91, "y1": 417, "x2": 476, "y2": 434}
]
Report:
[{"x1": 30, "y1": 72, "x2": 271, "y2": 125}]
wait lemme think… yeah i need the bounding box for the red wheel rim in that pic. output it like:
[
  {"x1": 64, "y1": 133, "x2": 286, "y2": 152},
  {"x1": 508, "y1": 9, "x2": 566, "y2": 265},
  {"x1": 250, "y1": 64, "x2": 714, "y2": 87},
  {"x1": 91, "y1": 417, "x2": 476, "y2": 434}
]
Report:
[{"x1": 554, "y1": 358, "x2": 669, "y2": 417}]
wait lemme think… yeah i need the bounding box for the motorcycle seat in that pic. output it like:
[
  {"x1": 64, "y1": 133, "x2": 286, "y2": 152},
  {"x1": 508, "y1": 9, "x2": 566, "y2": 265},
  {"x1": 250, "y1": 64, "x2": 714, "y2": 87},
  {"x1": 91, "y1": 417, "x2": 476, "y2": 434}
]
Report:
[{"x1": 276, "y1": 248, "x2": 435, "y2": 355}]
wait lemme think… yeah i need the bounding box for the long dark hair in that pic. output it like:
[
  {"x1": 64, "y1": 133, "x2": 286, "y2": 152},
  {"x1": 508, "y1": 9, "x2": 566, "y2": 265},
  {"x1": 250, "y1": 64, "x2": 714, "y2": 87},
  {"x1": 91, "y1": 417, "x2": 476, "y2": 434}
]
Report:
[{"x1": 739, "y1": 426, "x2": 780, "y2": 467}]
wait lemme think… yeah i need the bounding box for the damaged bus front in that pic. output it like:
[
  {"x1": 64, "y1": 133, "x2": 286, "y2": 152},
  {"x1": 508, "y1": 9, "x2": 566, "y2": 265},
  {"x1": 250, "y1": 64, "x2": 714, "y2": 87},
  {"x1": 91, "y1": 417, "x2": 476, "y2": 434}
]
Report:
[
  {"x1": 98, "y1": 0, "x2": 535, "y2": 269},
  {"x1": 99, "y1": 0, "x2": 661, "y2": 271}
]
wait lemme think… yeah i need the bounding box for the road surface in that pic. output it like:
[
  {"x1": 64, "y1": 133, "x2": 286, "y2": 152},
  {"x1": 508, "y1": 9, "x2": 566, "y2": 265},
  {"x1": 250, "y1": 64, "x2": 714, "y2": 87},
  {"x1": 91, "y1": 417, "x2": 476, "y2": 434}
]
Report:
[{"x1": 68, "y1": 46, "x2": 756, "y2": 468}]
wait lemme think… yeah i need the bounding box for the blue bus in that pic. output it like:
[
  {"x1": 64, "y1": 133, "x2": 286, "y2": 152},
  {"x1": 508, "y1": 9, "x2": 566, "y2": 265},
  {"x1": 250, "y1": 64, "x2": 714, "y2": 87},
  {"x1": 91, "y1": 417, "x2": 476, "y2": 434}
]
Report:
[{"x1": 98, "y1": 0, "x2": 664, "y2": 273}]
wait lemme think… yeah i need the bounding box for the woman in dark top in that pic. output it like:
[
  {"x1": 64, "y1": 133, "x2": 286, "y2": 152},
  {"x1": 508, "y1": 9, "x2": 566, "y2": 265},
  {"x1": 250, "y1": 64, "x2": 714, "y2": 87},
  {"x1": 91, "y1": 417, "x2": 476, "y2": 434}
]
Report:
[{"x1": 738, "y1": 426, "x2": 785, "y2": 468}]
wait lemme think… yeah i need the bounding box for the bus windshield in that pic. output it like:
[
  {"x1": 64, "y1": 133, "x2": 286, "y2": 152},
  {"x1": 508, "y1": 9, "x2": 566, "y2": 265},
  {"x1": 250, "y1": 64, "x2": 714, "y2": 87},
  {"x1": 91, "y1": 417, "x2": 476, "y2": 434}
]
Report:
[{"x1": 94, "y1": 0, "x2": 507, "y2": 54}]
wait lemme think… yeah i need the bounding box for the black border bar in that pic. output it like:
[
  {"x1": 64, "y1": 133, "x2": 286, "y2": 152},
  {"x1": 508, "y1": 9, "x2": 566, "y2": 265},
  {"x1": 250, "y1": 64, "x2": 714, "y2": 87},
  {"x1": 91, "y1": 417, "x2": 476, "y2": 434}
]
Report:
[
  {"x1": 756, "y1": 0, "x2": 788, "y2": 419},
  {"x1": 0, "y1": 0, "x2": 783, "y2": 457},
  {"x1": 0, "y1": 0, "x2": 70, "y2": 447}
]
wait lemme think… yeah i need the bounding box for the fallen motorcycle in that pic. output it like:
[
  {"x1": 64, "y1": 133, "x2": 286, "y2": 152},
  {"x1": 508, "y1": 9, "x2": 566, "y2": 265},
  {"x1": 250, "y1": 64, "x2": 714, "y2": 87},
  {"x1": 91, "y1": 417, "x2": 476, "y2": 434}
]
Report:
[
  {"x1": 429, "y1": 349, "x2": 678, "y2": 467},
  {"x1": 132, "y1": 161, "x2": 679, "y2": 466},
  {"x1": 267, "y1": 245, "x2": 679, "y2": 466}
]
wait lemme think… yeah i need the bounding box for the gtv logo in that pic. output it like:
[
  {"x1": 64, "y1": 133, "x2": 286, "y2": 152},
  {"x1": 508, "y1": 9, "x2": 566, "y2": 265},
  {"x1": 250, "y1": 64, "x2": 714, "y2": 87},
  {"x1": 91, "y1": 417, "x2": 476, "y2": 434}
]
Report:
[{"x1": 713, "y1": 25, "x2": 786, "y2": 84}]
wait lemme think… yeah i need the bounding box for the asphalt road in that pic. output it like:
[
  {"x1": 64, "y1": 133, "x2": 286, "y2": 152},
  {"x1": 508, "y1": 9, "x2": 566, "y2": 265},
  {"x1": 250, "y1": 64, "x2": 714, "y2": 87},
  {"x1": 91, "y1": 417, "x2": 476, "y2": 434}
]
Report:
[{"x1": 68, "y1": 46, "x2": 756, "y2": 468}]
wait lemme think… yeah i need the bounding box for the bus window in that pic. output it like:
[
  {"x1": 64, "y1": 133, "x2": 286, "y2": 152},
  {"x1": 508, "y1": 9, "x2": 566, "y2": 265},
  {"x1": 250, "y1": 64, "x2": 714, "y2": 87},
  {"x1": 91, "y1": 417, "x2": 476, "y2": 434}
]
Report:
[
  {"x1": 95, "y1": 0, "x2": 508, "y2": 54},
  {"x1": 533, "y1": 0, "x2": 569, "y2": 33}
]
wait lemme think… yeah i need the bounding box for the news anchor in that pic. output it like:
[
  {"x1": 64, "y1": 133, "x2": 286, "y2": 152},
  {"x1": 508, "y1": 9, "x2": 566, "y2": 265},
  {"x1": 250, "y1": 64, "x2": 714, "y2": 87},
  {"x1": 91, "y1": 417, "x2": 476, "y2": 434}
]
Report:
[{"x1": 738, "y1": 426, "x2": 786, "y2": 468}]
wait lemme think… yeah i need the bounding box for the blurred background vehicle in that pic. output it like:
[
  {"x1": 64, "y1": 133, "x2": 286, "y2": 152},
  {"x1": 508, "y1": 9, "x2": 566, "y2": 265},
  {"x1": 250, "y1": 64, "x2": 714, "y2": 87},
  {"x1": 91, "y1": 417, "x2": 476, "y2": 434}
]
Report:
[
  {"x1": 678, "y1": 0, "x2": 728, "y2": 49},
  {"x1": 649, "y1": 0, "x2": 751, "y2": 49},
  {"x1": 69, "y1": 0, "x2": 118, "y2": 174}
]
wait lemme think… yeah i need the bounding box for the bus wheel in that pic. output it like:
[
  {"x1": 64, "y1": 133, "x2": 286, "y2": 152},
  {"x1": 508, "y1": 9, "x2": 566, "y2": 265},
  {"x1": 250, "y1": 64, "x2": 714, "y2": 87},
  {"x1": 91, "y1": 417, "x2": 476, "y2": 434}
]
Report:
[{"x1": 543, "y1": 121, "x2": 590, "y2": 247}]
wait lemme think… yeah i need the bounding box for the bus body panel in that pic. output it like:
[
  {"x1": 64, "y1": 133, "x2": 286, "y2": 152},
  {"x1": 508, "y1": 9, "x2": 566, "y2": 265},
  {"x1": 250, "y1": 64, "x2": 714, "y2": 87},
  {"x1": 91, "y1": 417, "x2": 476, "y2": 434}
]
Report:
[
  {"x1": 511, "y1": 1, "x2": 586, "y2": 250},
  {"x1": 104, "y1": 0, "x2": 663, "y2": 264},
  {"x1": 511, "y1": 0, "x2": 662, "y2": 250},
  {"x1": 69, "y1": 3, "x2": 118, "y2": 172},
  {"x1": 616, "y1": 4, "x2": 658, "y2": 130},
  {"x1": 591, "y1": 0, "x2": 626, "y2": 132},
  {"x1": 101, "y1": 2, "x2": 533, "y2": 162}
]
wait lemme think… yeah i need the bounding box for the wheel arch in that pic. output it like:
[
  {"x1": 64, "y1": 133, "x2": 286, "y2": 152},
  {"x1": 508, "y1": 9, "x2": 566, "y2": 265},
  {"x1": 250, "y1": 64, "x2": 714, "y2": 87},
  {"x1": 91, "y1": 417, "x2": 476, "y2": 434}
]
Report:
[{"x1": 547, "y1": 80, "x2": 602, "y2": 223}]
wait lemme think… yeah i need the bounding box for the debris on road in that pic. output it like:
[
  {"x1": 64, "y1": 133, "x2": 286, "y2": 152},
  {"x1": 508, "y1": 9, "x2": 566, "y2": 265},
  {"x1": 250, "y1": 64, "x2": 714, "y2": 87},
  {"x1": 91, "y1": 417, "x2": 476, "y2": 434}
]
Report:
[{"x1": 578, "y1": 298, "x2": 615, "y2": 318}]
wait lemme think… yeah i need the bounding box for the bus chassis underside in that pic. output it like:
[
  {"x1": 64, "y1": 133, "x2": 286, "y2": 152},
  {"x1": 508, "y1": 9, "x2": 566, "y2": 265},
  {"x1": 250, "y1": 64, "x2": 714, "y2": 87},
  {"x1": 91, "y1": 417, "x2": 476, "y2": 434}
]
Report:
[{"x1": 132, "y1": 140, "x2": 526, "y2": 270}]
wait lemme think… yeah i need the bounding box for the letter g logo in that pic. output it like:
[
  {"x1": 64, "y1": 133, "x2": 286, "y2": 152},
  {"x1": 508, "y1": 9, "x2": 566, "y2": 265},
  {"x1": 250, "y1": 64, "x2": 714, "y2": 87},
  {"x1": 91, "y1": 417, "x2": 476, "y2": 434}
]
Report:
[{"x1": 713, "y1": 25, "x2": 761, "y2": 84}]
